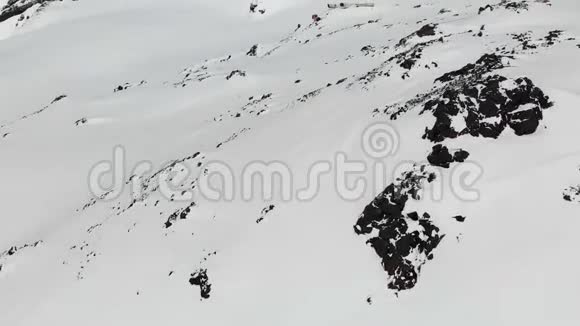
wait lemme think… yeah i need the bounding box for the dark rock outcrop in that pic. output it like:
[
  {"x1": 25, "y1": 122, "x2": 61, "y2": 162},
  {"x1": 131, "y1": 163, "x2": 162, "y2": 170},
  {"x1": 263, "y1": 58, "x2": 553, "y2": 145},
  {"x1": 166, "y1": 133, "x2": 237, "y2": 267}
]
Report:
[
  {"x1": 427, "y1": 144, "x2": 470, "y2": 168},
  {"x1": 354, "y1": 165, "x2": 448, "y2": 292},
  {"x1": 563, "y1": 169, "x2": 580, "y2": 203},
  {"x1": 246, "y1": 44, "x2": 258, "y2": 56},
  {"x1": 189, "y1": 269, "x2": 211, "y2": 299},
  {"x1": 164, "y1": 202, "x2": 196, "y2": 228},
  {"x1": 0, "y1": 0, "x2": 56, "y2": 24},
  {"x1": 416, "y1": 24, "x2": 437, "y2": 37},
  {"x1": 563, "y1": 186, "x2": 580, "y2": 202},
  {"x1": 226, "y1": 70, "x2": 246, "y2": 80},
  {"x1": 423, "y1": 57, "x2": 553, "y2": 142}
]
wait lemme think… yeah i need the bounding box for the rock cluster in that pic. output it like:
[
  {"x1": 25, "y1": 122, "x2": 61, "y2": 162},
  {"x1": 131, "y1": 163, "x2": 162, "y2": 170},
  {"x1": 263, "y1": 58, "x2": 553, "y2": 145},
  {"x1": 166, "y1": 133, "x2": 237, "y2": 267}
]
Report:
[{"x1": 354, "y1": 166, "x2": 447, "y2": 291}]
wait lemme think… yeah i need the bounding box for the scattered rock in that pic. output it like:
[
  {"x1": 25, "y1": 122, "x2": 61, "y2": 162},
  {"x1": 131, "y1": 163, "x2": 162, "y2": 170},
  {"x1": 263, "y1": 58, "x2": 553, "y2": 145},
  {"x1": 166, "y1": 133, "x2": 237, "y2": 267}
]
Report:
[
  {"x1": 297, "y1": 87, "x2": 324, "y2": 103},
  {"x1": 452, "y1": 215, "x2": 466, "y2": 222},
  {"x1": 249, "y1": 2, "x2": 266, "y2": 14},
  {"x1": 256, "y1": 204, "x2": 275, "y2": 224},
  {"x1": 328, "y1": 2, "x2": 375, "y2": 10},
  {"x1": 164, "y1": 202, "x2": 196, "y2": 228},
  {"x1": 226, "y1": 70, "x2": 247, "y2": 80},
  {"x1": 563, "y1": 186, "x2": 580, "y2": 202},
  {"x1": 478, "y1": 1, "x2": 543, "y2": 15},
  {"x1": 51, "y1": 94, "x2": 67, "y2": 104},
  {"x1": 563, "y1": 169, "x2": 580, "y2": 203},
  {"x1": 114, "y1": 80, "x2": 146, "y2": 93},
  {"x1": 174, "y1": 65, "x2": 212, "y2": 87},
  {"x1": 512, "y1": 30, "x2": 566, "y2": 52},
  {"x1": 357, "y1": 35, "x2": 444, "y2": 85},
  {"x1": 216, "y1": 128, "x2": 250, "y2": 149},
  {"x1": 478, "y1": 4, "x2": 494, "y2": 14},
  {"x1": 361, "y1": 45, "x2": 375, "y2": 55},
  {"x1": 434, "y1": 53, "x2": 505, "y2": 83},
  {"x1": 75, "y1": 117, "x2": 87, "y2": 126},
  {"x1": 246, "y1": 44, "x2": 259, "y2": 56}
]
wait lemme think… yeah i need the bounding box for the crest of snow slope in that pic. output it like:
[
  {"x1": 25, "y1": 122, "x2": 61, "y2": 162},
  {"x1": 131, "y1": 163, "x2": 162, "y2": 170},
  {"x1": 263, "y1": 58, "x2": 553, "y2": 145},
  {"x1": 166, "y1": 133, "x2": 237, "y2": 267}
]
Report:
[{"x1": 1, "y1": 0, "x2": 580, "y2": 325}]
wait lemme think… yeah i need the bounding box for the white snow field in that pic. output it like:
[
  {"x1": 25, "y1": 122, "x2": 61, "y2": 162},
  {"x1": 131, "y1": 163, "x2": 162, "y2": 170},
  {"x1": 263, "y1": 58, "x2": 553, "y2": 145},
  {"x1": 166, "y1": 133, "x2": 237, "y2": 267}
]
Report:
[{"x1": 1, "y1": 0, "x2": 580, "y2": 325}]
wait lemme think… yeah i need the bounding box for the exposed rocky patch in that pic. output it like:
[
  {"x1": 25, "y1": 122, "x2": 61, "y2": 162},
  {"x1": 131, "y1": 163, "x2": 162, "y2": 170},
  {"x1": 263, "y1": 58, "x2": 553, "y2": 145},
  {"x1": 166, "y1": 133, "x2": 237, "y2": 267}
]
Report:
[
  {"x1": 1, "y1": 240, "x2": 42, "y2": 259},
  {"x1": 131, "y1": 152, "x2": 203, "y2": 204},
  {"x1": 76, "y1": 189, "x2": 113, "y2": 212},
  {"x1": 3, "y1": 94, "x2": 67, "y2": 126},
  {"x1": 375, "y1": 54, "x2": 507, "y2": 119},
  {"x1": 263, "y1": 16, "x2": 380, "y2": 57},
  {"x1": 327, "y1": 2, "x2": 375, "y2": 10},
  {"x1": 378, "y1": 53, "x2": 552, "y2": 142},
  {"x1": 563, "y1": 186, "x2": 580, "y2": 203},
  {"x1": 213, "y1": 93, "x2": 273, "y2": 121},
  {"x1": 360, "y1": 45, "x2": 376, "y2": 56},
  {"x1": 189, "y1": 269, "x2": 211, "y2": 299},
  {"x1": 416, "y1": 24, "x2": 438, "y2": 37},
  {"x1": 427, "y1": 144, "x2": 470, "y2": 168},
  {"x1": 563, "y1": 169, "x2": 580, "y2": 203},
  {"x1": 114, "y1": 80, "x2": 146, "y2": 93},
  {"x1": 171, "y1": 53, "x2": 238, "y2": 87},
  {"x1": 435, "y1": 53, "x2": 506, "y2": 84},
  {"x1": 423, "y1": 74, "x2": 552, "y2": 142},
  {"x1": 225, "y1": 70, "x2": 246, "y2": 80},
  {"x1": 67, "y1": 240, "x2": 100, "y2": 281},
  {"x1": 511, "y1": 30, "x2": 566, "y2": 52},
  {"x1": 249, "y1": 1, "x2": 266, "y2": 15},
  {"x1": 78, "y1": 151, "x2": 204, "y2": 216},
  {"x1": 363, "y1": 32, "x2": 558, "y2": 294},
  {"x1": 256, "y1": 204, "x2": 275, "y2": 224},
  {"x1": 74, "y1": 117, "x2": 87, "y2": 126},
  {"x1": 397, "y1": 24, "x2": 439, "y2": 48},
  {"x1": 544, "y1": 30, "x2": 563, "y2": 45},
  {"x1": 355, "y1": 35, "x2": 444, "y2": 85},
  {"x1": 0, "y1": 240, "x2": 43, "y2": 274},
  {"x1": 174, "y1": 65, "x2": 211, "y2": 87},
  {"x1": 0, "y1": 94, "x2": 67, "y2": 137},
  {"x1": 498, "y1": 0, "x2": 550, "y2": 13},
  {"x1": 354, "y1": 165, "x2": 453, "y2": 292},
  {"x1": 478, "y1": 0, "x2": 545, "y2": 15},
  {"x1": 246, "y1": 44, "x2": 259, "y2": 56},
  {"x1": 1, "y1": 0, "x2": 52, "y2": 24},
  {"x1": 216, "y1": 128, "x2": 250, "y2": 149},
  {"x1": 297, "y1": 87, "x2": 325, "y2": 103},
  {"x1": 452, "y1": 215, "x2": 466, "y2": 222},
  {"x1": 164, "y1": 202, "x2": 196, "y2": 229}
]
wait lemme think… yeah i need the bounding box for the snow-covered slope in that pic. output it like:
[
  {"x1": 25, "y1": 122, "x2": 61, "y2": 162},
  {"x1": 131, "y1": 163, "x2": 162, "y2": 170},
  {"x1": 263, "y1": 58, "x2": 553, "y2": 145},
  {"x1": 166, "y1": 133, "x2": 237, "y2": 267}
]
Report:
[{"x1": 1, "y1": 0, "x2": 580, "y2": 325}]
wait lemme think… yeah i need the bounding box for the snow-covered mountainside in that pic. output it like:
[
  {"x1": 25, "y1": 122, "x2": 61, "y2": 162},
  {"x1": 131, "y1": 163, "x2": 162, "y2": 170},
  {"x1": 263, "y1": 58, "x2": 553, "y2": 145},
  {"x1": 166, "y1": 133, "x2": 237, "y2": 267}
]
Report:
[{"x1": 1, "y1": 0, "x2": 580, "y2": 324}]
